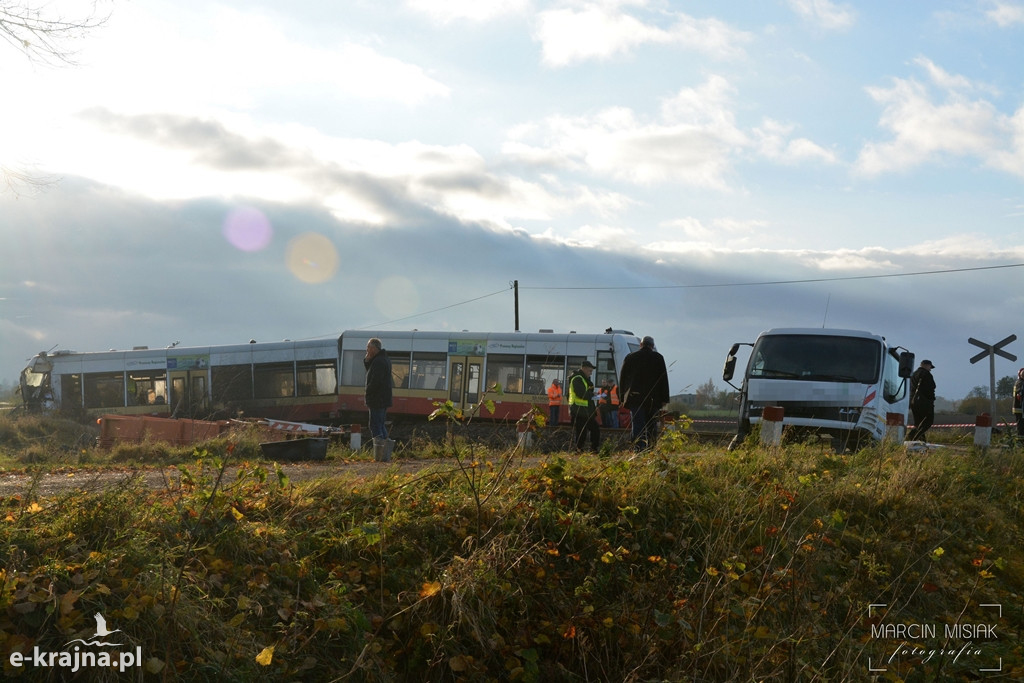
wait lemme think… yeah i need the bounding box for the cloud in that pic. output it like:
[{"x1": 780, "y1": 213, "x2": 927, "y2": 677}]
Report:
[
  {"x1": 66, "y1": 5, "x2": 450, "y2": 112},
  {"x1": 505, "y1": 75, "x2": 834, "y2": 188},
  {"x1": 2, "y1": 178, "x2": 1020, "y2": 400},
  {"x1": 787, "y1": 0, "x2": 856, "y2": 30},
  {"x1": 405, "y1": 0, "x2": 530, "y2": 24},
  {"x1": 856, "y1": 59, "x2": 1024, "y2": 177},
  {"x1": 753, "y1": 119, "x2": 838, "y2": 164},
  {"x1": 985, "y1": 1, "x2": 1024, "y2": 27},
  {"x1": 533, "y1": 2, "x2": 750, "y2": 67}
]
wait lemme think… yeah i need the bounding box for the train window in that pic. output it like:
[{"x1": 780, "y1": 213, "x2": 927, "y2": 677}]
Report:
[
  {"x1": 128, "y1": 371, "x2": 168, "y2": 406},
  {"x1": 388, "y1": 352, "x2": 411, "y2": 389},
  {"x1": 486, "y1": 354, "x2": 524, "y2": 394},
  {"x1": 340, "y1": 350, "x2": 365, "y2": 387},
  {"x1": 297, "y1": 360, "x2": 337, "y2": 396},
  {"x1": 525, "y1": 355, "x2": 564, "y2": 396},
  {"x1": 411, "y1": 352, "x2": 446, "y2": 390},
  {"x1": 212, "y1": 364, "x2": 252, "y2": 402},
  {"x1": 84, "y1": 372, "x2": 126, "y2": 409},
  {"x1": 61, "y1": 374, "x2": 83, "y2": 412},
  {"x1": 595, "y1": 350, "x2": 616, "y2": 386},
  {"x1": 255, "y1": 363, "x2": 295, "y2": 398}
]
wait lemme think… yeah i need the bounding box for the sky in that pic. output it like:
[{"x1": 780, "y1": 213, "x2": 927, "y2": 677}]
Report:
[{"x1": 1, "y1": 0, "x2": 1023, "y2": 404}]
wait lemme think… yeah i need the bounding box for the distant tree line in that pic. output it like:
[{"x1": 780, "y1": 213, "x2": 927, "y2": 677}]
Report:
[{"x1": 677, "y1": 375, "x2": 1021, "y2": 419}]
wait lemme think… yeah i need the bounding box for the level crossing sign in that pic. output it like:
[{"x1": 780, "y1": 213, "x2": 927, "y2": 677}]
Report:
[{"x1": 968, "y1": 334, "x2": 1017, "y2": 419}]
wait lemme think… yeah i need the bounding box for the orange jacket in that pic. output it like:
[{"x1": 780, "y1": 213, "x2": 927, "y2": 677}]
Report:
[{"x1": 547, "y1": 382, "x2": 563, "y2": 405}]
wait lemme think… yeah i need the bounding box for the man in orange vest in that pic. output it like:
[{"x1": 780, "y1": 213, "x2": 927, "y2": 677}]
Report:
[
  {"x1": 602, "y1": 379, "x2": 620, "y2": 428},
  {"x1": 547, "y1": 378, "x2": 563, "y2": 426}
]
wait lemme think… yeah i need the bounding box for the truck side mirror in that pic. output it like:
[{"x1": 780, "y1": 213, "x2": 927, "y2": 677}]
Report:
[
  {"x1": 723, "y1": 353, "x2": 737, "y2": 382},
  {"x1": 898, "y1": 351, "x2": 915, "y2": 378}
]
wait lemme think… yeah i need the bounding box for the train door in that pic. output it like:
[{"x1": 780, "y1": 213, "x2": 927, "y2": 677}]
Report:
[
  {"x1": 447, "y1": 355, "x2": 482, "y2": 412},
  {"x1": 169, "y1": 370, "x2": 209, "y2": 418}
]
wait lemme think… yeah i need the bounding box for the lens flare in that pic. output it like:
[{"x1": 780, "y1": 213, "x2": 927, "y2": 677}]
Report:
[
  {"x1": 286, "y1": 232, "x2": 339, "y2": 284},
  {"x1": 222, "y1": 206, "x2": 273, "y2": 252},
  {"x1": 374, "y1": 276, "x2": 420, "y2": 319}
]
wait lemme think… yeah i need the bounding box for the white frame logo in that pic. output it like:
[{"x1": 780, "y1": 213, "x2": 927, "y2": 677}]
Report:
[{"x1": 866, "y1": 603, "x2": 1003, "y2": 675}]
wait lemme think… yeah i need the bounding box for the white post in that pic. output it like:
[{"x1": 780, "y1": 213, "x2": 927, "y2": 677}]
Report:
[
  {"x1": 760, "y1": 406, "x2": 784, "y2": 446},
  {"x1": 974, "y1": 414, "x2": 992, "y2": 448},
  {"x1": 884, "y1": 412, "x2": 905, "y2": 445}
]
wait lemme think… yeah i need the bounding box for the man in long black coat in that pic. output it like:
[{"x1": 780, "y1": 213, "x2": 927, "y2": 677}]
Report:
[
  {"x1": 907, "y1": 359, "x2": 936, "y2": 442},
  {"x1": 619, "y1": 336, "x2": 670, "y2": 451},
  {"x1": 364, "y1": 337, "x2": 393, "y2": 440}
]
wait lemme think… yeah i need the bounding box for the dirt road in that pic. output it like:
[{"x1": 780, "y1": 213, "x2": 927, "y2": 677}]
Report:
[
  {"x1": 0, "y1": 459, "x2": 456, "y2": 498},
  {"x1": 0, "y1": 455, "x2": 549, "y2": 499}
]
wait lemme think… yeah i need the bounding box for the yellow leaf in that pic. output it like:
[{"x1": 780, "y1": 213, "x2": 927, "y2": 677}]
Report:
[
  {"x1": 145, "y1": 657, "x2": 165, "y2": 674},
  {"x1": 230, "y1": 506, "x2": 244, "y2": 521},
  {"x1": 255, "y1": 645, "x2": 275, "y2": 666},
  {"x1": 26, "y1": 502, "x2": 43, "y2": 514},
  {"x1": 449, "y1": 655, "x2": 468, "y2": 672},
  {"x1": 420, "y1": 581, "x2": 441, "y2": 598}
]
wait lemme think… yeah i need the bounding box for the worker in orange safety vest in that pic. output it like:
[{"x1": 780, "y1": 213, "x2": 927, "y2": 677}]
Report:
[
  {"x1": 547, "y1": 378, "x2": 563, "y2": 426},
  {"x1": 599, "y1": 379, "x2": 620, "y2": 428}
]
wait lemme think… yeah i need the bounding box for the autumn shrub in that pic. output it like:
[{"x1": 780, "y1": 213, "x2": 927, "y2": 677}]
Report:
[{"x1": 1, "y1": 439, "x2": 1022, "y2": 681}]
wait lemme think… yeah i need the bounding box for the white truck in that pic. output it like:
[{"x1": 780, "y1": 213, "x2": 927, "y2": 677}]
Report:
[{"x1": 723, "y1": 328, "x2": 915, "y2": 451}]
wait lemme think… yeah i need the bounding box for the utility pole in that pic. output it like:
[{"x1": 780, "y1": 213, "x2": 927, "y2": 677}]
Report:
[{"x1": 513, "y1": 280, "x2": 519, "y2": 332}]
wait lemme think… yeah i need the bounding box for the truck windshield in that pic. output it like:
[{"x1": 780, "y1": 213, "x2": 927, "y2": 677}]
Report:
[{"x1": 748, "y1": 335, "x2": 879, "y2": 383}]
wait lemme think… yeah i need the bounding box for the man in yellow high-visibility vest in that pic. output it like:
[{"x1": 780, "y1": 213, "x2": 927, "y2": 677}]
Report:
[{"x1": 568, "y1": 360, "x2": 599, "y2": 452}]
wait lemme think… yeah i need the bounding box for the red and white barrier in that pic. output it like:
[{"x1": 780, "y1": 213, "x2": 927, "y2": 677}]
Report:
[{"x1": 760, "y1": 406, "x2": 784, "y2": 446}]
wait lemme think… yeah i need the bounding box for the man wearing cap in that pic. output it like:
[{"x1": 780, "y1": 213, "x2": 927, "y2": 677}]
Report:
[
  {"x1": 619, "y1": 336, "x2": 670, "y2": 451},
  {"x1": 568, "y1": 360, "x2": 600, "y2": 452},
  {"x1": 547, "y1": 377, "x2": 563, "y2": 426},
  {"x1": 907, "y1": 359, "x2": 936, "y2": 442}
]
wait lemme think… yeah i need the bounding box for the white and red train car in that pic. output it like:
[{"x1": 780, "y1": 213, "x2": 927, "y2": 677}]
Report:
[{"x1": 19, "y1": 329, "x2": 641, "y2": 424}]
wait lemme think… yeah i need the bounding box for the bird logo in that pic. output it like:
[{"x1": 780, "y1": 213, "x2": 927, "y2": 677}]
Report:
[
  {"x1": 92, "y1": 613, "x2": 122, "y2": 639},
  {"x1": 64, "y1": 613, "x2": 124, "y2": 648}
]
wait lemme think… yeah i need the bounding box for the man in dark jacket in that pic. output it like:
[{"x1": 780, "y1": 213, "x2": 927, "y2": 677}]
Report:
[
  {"x1": 619, "y1": 336, "x2": 670, "y2": 451},
  {"x1": 907, "y1": 359, "x2": 936, "y2": 442},
  {"x1": 364, "y1": 338, "x2": 393, "y2": 440}
]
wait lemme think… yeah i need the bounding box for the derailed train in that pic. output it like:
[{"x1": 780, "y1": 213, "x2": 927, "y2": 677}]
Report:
[{"x1": 19, "y1": 329, "x2": 641, "y2": 424}]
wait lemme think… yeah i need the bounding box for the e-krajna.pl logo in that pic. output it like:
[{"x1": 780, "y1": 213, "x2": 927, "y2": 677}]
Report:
[
  {"x1": 8, "y1": 612, "x2": 143, "y2": 674},
  {"x1": 865, "y1": 603, "x2": 1003, "y2": 675}
]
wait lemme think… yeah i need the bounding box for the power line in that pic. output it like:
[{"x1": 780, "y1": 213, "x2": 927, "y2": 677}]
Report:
[
  {"x1": 296, "y1": 286, "x2": 513, "y2": 341},
  {"x1": 519, "y1": 262, "x2": 1024, "y2": 290},
  {"x1": 359, "y1": 286, "x2": 511, "y2": 330}
]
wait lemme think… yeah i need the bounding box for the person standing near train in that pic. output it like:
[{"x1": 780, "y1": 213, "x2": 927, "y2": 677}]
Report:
[
  {"x1": 568, "y1": 360, "x2": 600, "y2": 452},
  {"x1": 547, "y1": 378, "x2": 563, "y2": 426},
  {"x1": 619, "y1": 335, "x2": 670, "y2": 451},
  {"x1": 364, "y1": 338, "x2": 392, "y2": 440},
  {"x1": 906, "y1": 359, "x2": 936, "y2": 442},
  {"x1": 1013, "y1": 367, "x2": 1023, "y2": 442}
]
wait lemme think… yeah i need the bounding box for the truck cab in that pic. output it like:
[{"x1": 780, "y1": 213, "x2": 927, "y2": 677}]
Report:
[{"x1": 723, "y1": 328, "x2": 915, "y2": 451}]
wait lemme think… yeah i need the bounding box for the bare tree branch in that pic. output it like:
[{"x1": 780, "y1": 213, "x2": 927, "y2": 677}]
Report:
[
  {"x1": 2, "y1": 2, "x2": 110, "y2": 192},
  {"x1": 1, "y1": 1, "x2": 109, "y2": 65}
]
